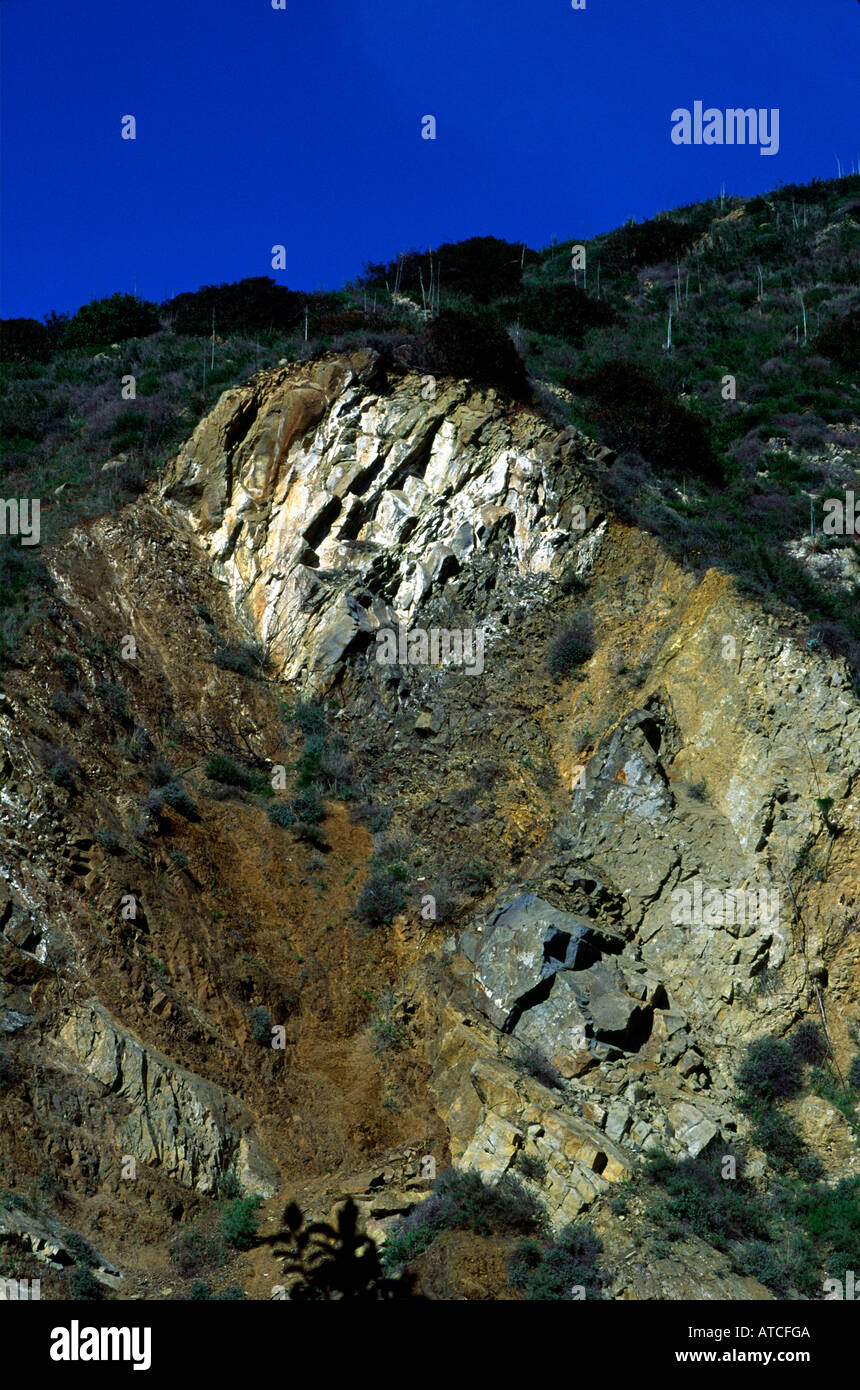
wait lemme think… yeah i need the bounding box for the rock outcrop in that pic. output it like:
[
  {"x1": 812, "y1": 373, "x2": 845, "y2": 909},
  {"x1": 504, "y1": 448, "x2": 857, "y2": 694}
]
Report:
[{"x1": 2, "y1": 350, "x2": 858, "y2": 1298}]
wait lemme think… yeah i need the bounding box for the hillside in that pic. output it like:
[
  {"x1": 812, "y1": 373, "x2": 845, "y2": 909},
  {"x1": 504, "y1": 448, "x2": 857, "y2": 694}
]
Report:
[{"x1": 1, "y1": 174, "x2": 859, "y2": 1302}]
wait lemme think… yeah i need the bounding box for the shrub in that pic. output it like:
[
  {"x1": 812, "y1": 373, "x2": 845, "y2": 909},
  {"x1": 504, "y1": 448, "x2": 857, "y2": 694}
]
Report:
[
  {"x1": 250, "y1": 1006, "x2": 273, "y2": 1046},
  {"x1": 66, "y1": 1232, "x2": 97, "y2": 1267},
  {"x1": 96, "y1": 827, "x2": 122, "y2": 854},
  {"x1": 350, "y1": 803, "x2": 393, "y2": 834},
  {"x1": 737, "y1": 1037, "x2": 803, "y2": 1104},
  {"x1": 418, "y1": 307, "x2": 530, "y2": 399},
  {"x1": 283, "y1": 699, "x2": 328, "y2": 737},
  {"x1": 49, "y1": 690, "x2": 76, "y2": 718},
  {"x1": 546, "y1": 615, "x2": 593, "y2": 679},
  {"x1": 643, "y1": 1148, "x2": 771, "y2": 1248},
  {"x1": 507, "y1": 1239, "x2": 544, "y2": 1289},
  {"x1": 160, "y1": 780, "x2": 195, "y2": 817},
  {"x1": 295, "y1": 734, "x2": 325, "y2": 788},
  {"x1": 518, "y1": 1224, "x2": 605, "y2": 1300},
  {"x1": 219, "y1": 1196, "x2": 262, "y2": 1250},
  {"x1": 170, "y1": 849, "x2": 189, "y2": 869},
  {"x1": 189, "y1": 1281, "x2": 245, "y2": 1300},
  {"x1": 363, "y1": 236, "x2": 533, "y2": 305},
  {"x1": 268, "y1": 802, "x2": 295, "y2": 828},
  {"x1": 147, "y1": 756, "x2": 175, "y2": 787},
  {"x1": 318, "y1": 738, "x2": 356, "y2": 795},
  {"x1": 292, "y1": 821, "x2": 329, "y2": 850},
  {"x1": 170, "y1": 1229, "x2": 225, "y2": 1276},
  {"x1": 848, "y1": 1055, "x2": 860, "y2": 1091},
  {"x1": 734, "y1": 1238, "x2": 812, "y2": 1296},
  {"x1": 0, "y1": 317, "x2": 52, "y2": 363},
  {"x1": 751, "y1": 1110, "x2": 823, "y2": 1178},
  {"x1": 95, "y1": 680, "x2": 129, "y2": 720},
  {"x1": 600, "y1": 214, "x2": 704, "y2": 274},
  {"x1": 568, "y1": 359, "x2": 724, "y2": 485},
  {"x1": 815, "y1": 307, "x2": 860, "y2": 372},
  {"x1": 790, "y1": 1022, "x2": 829, "y2": 1067},
  {"x1": 291, "y1": 786, "x2": 324, "y2": 825},
  {"x1": 355, "y1": 870, "x2": 406, "y2": 925},
  {"x1": 163, "y1": 276, "x2": 304, "y2": 337},
  {"x1": 514, "y1": 1152, "x2": 548, "y2": 1184},
  {"x1": 381, "y1": 1221, "x2": 441, "y2": 1271},
  {"x1": 513, "y1": 282, "x2": 614, "y2": 345},
  {"x1": 65, "y1": 1266, "x2": 102, "y2": 1300},
  {"x1": 45, "y1": 747, "x2": 78, "y2": 788},
  {"x1": 57, "y1": 293, "x2": 161, "y2": 349},
  {"x1": 205, "y1": 754, "x2": 255, "y2": 791},
  {"x1": 434, "y1": 1168, "x2": 547, "y2": 1238}
]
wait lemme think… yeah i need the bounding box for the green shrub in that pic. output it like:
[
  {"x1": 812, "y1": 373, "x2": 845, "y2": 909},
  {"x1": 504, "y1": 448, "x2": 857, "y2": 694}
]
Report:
[
  {"x1": 295, "y1": 734, "x2": 326, "y2": 788},
  {"x1": 189, "y1": 1280, "x2": 245, "y2": 1300},
  {"x1": 546, "y1": 617, "x2": 593, "y2": 679},
  {"x1": 283, "y1": 699, "x2": 328, "y2": 737},
  {"x1": 0, "y1": 317, "x2": 52, "y2": 363},
  {"x1": 848, "y1": 1054, "x2": 860, "y2": 1091},
  {"x1": 291, "y1": 786, "x2": 324, "y2": 825},
  {"x1": 268, "y1": 802, "x2": 295, "y2": 828},
  {"x1": 160, "y1": 780, "x2": 195, "y2": 817},
  {"x1": 380, "y1": 1222, "x2": 440, "y2": 1271},
  {"x1": 205, "y1": 753, "x2": 255, "y2": 790},
  {"x1": 355, "y1": 870, "x2": 406, "y2": 925},
  {"x1": 507, "y1": 1239, "x2": 544, "y2": 1289},
  {"x1": 518, "y1": 1224, "x2": 605, "y2": 1300},
  {"x1": 292, "y1": 821, "x2": 329, "y2": 849},
  {"x1": 751, "y1": 1110, "x2": 823, "y2": 1178},
  {"x1": 164, "y1": 277, "x2": 303, "y2": 336},
  {"x1": 513, "y1": 282, "x2": 615, "y2": 345},
  {"x1": 66, "y1": 1266, "x2": 102, "y2": 1300},
  {"x1": 147, "y1": 756, "x2": 175, "y2": 786},
  {"x1": 250, "y1": 1006, "x2": 273, "y2": 1046},
  {"x1": 49, "y1": 689, "x2": 76, "y2": 719},
  {"x1": 219, "y1": 1196, "x2": 262, "y2": 1250},
  {"x1": 568, "y1": 359, "x2": 724, "y2": 485},
  {"x1": 435, "y1": 1169, "x2": 546, "y2": 1238},
  {"x1": 737, "y1": 1037, "x2": 803, "y2": 1104},
  {"x1": 643, "y1": 1148, "x2": 771, "y2": 1248},
  {"x1": 66, "y1": 1232, "x2": 97, "y2": 1267},
  {"x1": 47, "y1": 750, "x2": 78, "y2": 788},
  {"x1": 790, "y1": 1022, "x2": 829, "y2": 1067},
  {"x1": 419, "y1": 307, "x2": 530, "y2": 399},
  {"x1": 58, "y1": 292, "x2": 161, "y2": 349},
  {"x1": 815, "y1": 307, "x2": 860, "y2": 371}
]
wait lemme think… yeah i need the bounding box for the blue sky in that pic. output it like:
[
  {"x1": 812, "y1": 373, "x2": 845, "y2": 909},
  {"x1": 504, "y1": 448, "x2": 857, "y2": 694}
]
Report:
[{"x1": 1, "y1": 0, "x2": 857, "y2": 319}]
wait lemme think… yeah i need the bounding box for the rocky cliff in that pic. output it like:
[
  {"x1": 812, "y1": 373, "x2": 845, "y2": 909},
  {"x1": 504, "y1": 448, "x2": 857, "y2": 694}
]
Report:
[{"x1": 1, "y1": 350, "x2": 858, "y2": 1299}]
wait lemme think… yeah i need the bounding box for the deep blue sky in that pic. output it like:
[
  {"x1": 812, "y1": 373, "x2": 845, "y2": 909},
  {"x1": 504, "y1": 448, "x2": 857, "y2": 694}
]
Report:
[{"x1": 1, "y1": 0, "x2": 858, "y2": 319}]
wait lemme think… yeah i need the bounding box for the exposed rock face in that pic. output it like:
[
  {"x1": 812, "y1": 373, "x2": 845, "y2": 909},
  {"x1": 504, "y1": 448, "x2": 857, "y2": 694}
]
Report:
[
  {"x1": 157, "y1": 353, "x2": 860, "y2": 1223},
  {"x1": 2, "y1": 350, "x2": 859, "y2": 1298},
  {"x1": 57, "y1": 1001, "x2": 279, "y2": 1197},
  {"x1": 160, "y1": 353, "x2": 603, "y2": 691}
]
